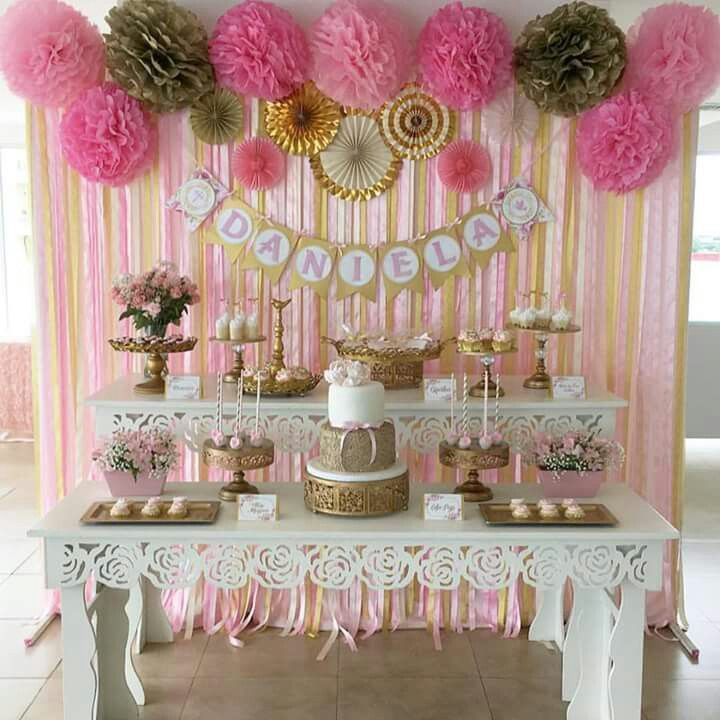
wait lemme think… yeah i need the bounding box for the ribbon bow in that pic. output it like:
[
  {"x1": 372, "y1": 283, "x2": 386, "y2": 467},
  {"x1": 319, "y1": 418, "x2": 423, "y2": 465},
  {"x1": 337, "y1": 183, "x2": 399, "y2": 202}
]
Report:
[{"x1": 339, "y1": 421, "x2": 384, "y2": 468}]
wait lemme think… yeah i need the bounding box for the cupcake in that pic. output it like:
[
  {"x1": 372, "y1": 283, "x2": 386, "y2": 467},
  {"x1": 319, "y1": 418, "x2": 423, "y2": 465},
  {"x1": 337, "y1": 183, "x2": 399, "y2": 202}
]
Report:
[
  {"x1": 167, "y1": 497, "x2": 188, "y2": 519},
  {"x1": 141, "y1": 498, "x2": 163, "y2": 518},
  {"x1": 564, "y1": 504, "x2": 585, "y2": 520},
  {"x1": 492, "y1": 329, "x2": 514, "y2": 352},
  {"x1": 539, "y1": 503, "x2": 560, "y2": 519},
  {"x1": 512, "y1": 504, "x2": 531, "y2": 520},
  {"x1": 110, "y1": 498, "x2": 132, "y2": 518}
]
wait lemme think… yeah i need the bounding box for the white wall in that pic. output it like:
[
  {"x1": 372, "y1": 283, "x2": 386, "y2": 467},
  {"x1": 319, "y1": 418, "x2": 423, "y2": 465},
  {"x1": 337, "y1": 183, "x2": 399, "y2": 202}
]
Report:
[{"x1": 686, "y1": 325, "x2": 720, "y2": 438}]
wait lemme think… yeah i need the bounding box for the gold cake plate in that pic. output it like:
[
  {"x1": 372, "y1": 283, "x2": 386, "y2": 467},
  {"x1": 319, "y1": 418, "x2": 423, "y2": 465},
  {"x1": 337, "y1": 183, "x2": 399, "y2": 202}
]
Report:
[
  {"x1": 202, "y1": 438, "x2": 275, "y2": 502},
  {"x1": 479, "y1": 503, "x2": 618, "y2": 527},
  {"x1": 303, "y1": 468, "x2": 409, "y2": 517},
  {"x1": 81, "y1": 500, "x2": 220, "y2": 524},
  {"x1": 439, "y1": 440, "x2": 510, "y2": 503}
]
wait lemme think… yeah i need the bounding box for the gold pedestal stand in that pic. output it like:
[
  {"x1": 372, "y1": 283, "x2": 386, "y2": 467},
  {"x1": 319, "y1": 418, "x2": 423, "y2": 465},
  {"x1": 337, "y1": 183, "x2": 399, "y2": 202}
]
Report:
[
  {"x1": 510, "y1": 325, "x2": 581, "y2": 390},
  {"x1": 109, "y1": 337, "x2": 197, "y2": 394},
  {"x1": 209, "y1": 336, "x2": 266, "y2": 384},
  {"x1": 439, "y1": 440, "x2": 509, "y2": 502},
  {"x1": 202, "y1": 438, "x2": 275, "y2": 501},
  {"x1": 456, "y1": 345, "x2": 517, "y2": 397}
]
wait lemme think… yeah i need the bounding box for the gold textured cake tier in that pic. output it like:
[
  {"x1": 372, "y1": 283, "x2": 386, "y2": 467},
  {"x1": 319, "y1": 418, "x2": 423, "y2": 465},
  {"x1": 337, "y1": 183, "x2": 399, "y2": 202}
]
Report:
[
  {"x1": 319, "y1": 421, "x2": 396, "y2": 473},
  {"x1": 303, "y1": 469, "x2": 409, "y2": 517}
]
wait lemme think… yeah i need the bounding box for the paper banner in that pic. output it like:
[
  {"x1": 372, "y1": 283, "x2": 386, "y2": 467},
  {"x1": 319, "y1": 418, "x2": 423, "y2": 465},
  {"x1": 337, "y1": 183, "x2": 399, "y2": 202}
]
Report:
[
  {"x1": 167, "y1": 168, "x2": 230, "y2": 232},
  {"x1": 380, "y1": 242, "x2": 424, "y2": 300},
  {"x1": 289, "y1": 236, "x2": 337, "y2": 296},
  {"x1": 240, "y1": 220, "x2": 296, "y2": 283},
  {"x1": 460, "y1": 206, "x2": 515, "y2": 269},
  {"x1": 492, "y1": 178, "x2": 552, "y2": 241},
  {"x1": 336, "y1": 245, "x2": 377, "y2": 301},
  {"x1": 421, "y1": 227, "x2": 469, "y2": 289},
  {"x1": 205, "y1": 198, "x2": 258, "y2": 263}
]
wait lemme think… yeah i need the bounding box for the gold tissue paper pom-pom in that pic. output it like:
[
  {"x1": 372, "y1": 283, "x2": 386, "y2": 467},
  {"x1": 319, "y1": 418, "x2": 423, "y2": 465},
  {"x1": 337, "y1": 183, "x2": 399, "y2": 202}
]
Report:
[
  {"x1": 190, "y1": 88, "x2": 244, "y2": 145},
  {"x1": 265, "y1": 82, "x2": 341, "y2": 156},
  {"x1": 105, "y1": 0, "x2": 214, "y2": 114}
]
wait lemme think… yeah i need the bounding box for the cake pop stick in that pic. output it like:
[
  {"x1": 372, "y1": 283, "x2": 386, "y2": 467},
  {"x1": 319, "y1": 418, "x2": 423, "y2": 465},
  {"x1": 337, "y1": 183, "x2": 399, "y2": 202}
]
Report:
[
  {"x1": 450, "y1": 372, "x2": 455, "y2": 433},
  {"x1": 216, "y1": 372, "x2": 222, "y2": 432},
  {"x1": 254, "y1": 371, "x2": 261, "y2": 435},
  {"x1": 462, "y1": 373, "x2": 468, "y2": 435},
  {"x1": 494, "y1": 372, "x2": 500, "y2": 432},
  {"x1": 483, "y1": 367, "x2": 489, "y2": 436},
  {"x1": 230, "y1": 375, "x2": 244, "y2": 449}
]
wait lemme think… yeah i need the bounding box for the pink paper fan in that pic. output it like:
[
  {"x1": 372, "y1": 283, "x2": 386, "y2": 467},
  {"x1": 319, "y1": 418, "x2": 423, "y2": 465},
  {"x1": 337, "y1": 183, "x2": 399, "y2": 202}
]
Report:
[
  {"x1": 418, "y1": 2, "x2": 512, "y2": 111},
  {"x1": 625, "y1": 3, "x2": 720, "y2": 115},
  {"x1": 437, "y1": 140, "x2": 492, "y2": 194},
  {"x1": 209, "y1": 0, "x2": 309, "y2": 101},
  {"x1": 576, "y1": 90, "x2": 677, "y2": 194},
  {"x1": 60, "y1": 83, "x2": 156, "y2": 186},
  {"x1": 232, "y1": 137, "x2": 286, "y2": 190},
  {"x1": 0, "y1": 0, "x2": 104, "y2": 107},
  {"x1": 310, "y1": 0, "x2": 413, "y2": 110}
]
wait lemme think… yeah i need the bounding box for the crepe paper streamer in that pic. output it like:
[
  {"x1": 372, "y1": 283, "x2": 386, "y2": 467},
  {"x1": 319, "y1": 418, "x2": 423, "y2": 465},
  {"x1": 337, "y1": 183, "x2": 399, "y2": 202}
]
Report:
[
  {"x1": 0, "y1": 0, "x2": 104, "y2": 107},
  {"x1": 437, "y1": 140, "x2": 492, "y2": 194},
  {"x1": 232, "y1": 137, "x2": 285, "y2": 191}
]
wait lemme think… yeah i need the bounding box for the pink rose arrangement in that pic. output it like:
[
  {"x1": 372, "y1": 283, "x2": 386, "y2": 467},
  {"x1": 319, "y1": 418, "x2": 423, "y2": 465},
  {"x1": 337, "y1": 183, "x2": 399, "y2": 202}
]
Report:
[
  {"x1": 111, "y1": 261, "x2": 200, "y2": 336},
  {"x1": 93, "y1": 428, "x2": 178, "y2": 482},
  {"x1": 522, "y1": 430, "x2": 624, "y2": 476}
]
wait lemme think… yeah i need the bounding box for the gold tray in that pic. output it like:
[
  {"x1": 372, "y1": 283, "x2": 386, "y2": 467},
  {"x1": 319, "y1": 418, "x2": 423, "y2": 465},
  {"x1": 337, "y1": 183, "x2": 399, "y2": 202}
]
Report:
[
  {"x1": 479, "y1": 503, "x2": 617, "y2": 526},
  {"x1": 242, "y1": 372, "x2": 322, "y2": 397},
  {"x1": 80, "y1": 500, "x2": 221, "y2": 524},
  {"x1": 456, "y1": 338, "x2": 517, "y2": 354},
  {"x1": 507, "y1": 323, "x2": 581, "y2": 335},
  {"x1": 108, "y1": 336, "x2": 198, "y2": 354}
]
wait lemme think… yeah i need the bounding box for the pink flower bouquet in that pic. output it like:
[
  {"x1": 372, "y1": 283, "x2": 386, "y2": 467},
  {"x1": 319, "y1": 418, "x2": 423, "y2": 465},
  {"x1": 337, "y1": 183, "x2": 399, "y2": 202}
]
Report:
[{"x1": 111, "y1": 262, "x2": 200, "y2": 336}]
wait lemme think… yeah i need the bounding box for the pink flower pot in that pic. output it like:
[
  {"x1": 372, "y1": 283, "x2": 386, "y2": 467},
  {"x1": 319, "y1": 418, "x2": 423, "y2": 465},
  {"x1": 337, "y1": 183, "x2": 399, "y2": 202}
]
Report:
[
  {"x1": 537, "y1": 469, "x2": 604, "y2": 498},
  {"x1": 103, "y1": 470, "x2": 167, "y2": 498}
]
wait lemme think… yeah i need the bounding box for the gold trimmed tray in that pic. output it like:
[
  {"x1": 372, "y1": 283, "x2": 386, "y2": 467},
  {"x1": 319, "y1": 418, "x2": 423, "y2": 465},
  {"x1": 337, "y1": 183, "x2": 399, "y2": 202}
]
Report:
[
  {"x1": 108, "y1": 336, "x2": 198, "y2": 354},
  {"x1": 80, "y1": 500, "x2": 221, "y2": 524},
  {"x1": 507, "y1": 323, "x2": 581, "y2": 335},
  {"x1": 479, "y1": 503, "x2": 618, "y2": 526}
]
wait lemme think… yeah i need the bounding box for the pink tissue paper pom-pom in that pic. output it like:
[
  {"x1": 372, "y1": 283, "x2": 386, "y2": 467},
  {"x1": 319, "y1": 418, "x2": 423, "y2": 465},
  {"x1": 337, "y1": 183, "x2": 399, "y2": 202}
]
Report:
[
  {"x1": 437, "y1": 140, "x2": 492, "y2": 194},
  {"x1": 209, "y1": 0, "x2": 309, "y2": 101},
  {"x1": 309, "y1": 0, "x2": 413, "y2": 110},
  {"x1": 232, "y1": 137, "x2": 286, "y2": 191},
  {"x1": 576, "y1": 90, "x2": 677, "y2": 194},
  {"x1": 59, "y1": 83, "x2": 157, "y2": 187},
  {"x1": 418, "y1": 2, "x2": 512, "y2": 111},
  {"x1": 0, "y1": 0, "x2": 104, "y2": 107},
  {"x1": 624, "y1": 2, "x2": 720, "y2": 116}
]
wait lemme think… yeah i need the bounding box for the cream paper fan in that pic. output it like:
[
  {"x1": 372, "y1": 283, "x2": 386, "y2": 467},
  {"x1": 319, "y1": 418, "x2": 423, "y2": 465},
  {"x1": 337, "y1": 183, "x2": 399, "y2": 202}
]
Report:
[
  {"x1": 310, "y1": 114, "x2": 401, "y2": 200},
  {"x1": 485, "y1": 90, "x2": 540, "y2": 146}
]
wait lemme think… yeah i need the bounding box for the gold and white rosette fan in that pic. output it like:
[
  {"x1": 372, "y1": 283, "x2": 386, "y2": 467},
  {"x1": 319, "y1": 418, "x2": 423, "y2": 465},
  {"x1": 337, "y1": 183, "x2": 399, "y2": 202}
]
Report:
[{"x1": 310, "y1": 114, "x2": 402, "y2": 201}]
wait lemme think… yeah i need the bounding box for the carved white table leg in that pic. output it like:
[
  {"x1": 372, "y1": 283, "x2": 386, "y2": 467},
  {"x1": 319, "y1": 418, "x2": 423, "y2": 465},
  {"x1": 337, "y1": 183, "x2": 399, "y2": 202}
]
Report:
[
  {"x1": 60, "y1": 584, "x2": 98, "y2": 720},
  {"x1": 135, "y1": 577, "x2": 173, "y2": 654},
  {"x1": 562, "y1": 592, "x2": 582, "y2": 702},
  {"x1": 608, "y1": 582, "x2": 645, "y2": 720},
  {"x1": 94, "y1": 586, "x2": 139, "y2": 720},
  {"x1": 566, "y1": 586, "x2": 612, "y2": 720},
  {"x1": 125, "y1": 584, "x2": 145, "y2": 706},
  {"x1": 529, "y1": 587, "x2": 565, "y2": 648}
]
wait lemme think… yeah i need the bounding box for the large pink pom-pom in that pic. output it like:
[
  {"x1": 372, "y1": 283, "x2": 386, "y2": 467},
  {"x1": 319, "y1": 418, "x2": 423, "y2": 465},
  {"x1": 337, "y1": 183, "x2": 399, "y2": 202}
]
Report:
[
  {"x1": 418, "y1": 2, "x2": 512, "y2": 111},
  {"x1": 0, "y1": 0, "x2": 104, "y2": 107},
  {"x1": 310, "y1": 0, "x2": 413, "y2": 110},
  {"x1": 576, "y1": 90, "x2": 676, "y2": 194},
  {"x1": 60, "y1": 83, "x2": 156, "y2": 186},
  {"x1": 232, "y1": 137, "x2": 285, "y2": 190},
  {"x1": 437, "y1": 140, "x2": 492, "y2": 194},
  {"x1": 625, "y1": 3, "x2": 720, "y2": 115},
  {"x1": 209, "y1": 1, "x2": 309, "y2": 101}
]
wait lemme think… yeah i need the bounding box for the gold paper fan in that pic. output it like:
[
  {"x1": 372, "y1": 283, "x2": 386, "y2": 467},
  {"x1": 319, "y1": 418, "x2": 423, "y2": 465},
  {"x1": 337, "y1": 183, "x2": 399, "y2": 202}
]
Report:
[
  {"x1": 310, "y1": 114, "x2": 402, "y2": 201},
  {"x1": 190, "y1": 88, "x2": 244, "y2": 145},
  {"x1": 264, "y1": 82, "x2": 341, "y2": 156},
  {"x1": 379, "y1": 84, "x2": 453, "y2": 160}
]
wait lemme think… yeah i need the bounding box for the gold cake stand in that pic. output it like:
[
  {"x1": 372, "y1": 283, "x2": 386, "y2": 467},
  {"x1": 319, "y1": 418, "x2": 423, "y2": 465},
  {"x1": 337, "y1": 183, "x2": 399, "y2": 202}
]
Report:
[
  {"x1": 108, "y1": 337, "x2": 197, "y2": 394},
  {"x1": 438, "y1": 439, "x2": 509, "y2": 502},
  {"x1": 456, "y1": 341, "x2": 517, "y2": 397},
  {"x1": 209, "y1": 335, "x2": 266, "y2": 384},
  {"x1": 509, "y1": 324, "x2": 581, "y2": 390},
  {"x1": 202, "y1": 438, "x2": 275, "y2": 501}
]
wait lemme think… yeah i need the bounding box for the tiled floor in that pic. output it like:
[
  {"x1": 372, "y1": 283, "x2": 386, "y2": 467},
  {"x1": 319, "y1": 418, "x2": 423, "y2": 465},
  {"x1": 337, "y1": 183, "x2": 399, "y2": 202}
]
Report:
[{"x1": 1, "y1": 442, "x2": 719, "y2": 720}]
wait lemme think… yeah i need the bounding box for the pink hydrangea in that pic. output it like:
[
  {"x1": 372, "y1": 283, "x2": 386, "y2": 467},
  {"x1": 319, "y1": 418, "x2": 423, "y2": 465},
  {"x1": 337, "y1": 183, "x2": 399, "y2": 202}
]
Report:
[
  {"x1": 418, "y1": 2, "x2": 512, "y2": 110},
  {"x1": 60, "y1": 83, "x2": 156, "y2": 186},
  {"x1": 0, "y1": 0, "x2": 104, "y2": 107},
  {"x1": 209, "y1": 0, "x2": 309, "y2": 100},
  {"x1": 624, "y1": 3, "x2": 720, "y2": 115},
  {"x1": 576, "y1": 90, "x2": 676, "y2": 194},
  {"x1": 309, "y1": 0, "x2": 413, "y2": 110}
]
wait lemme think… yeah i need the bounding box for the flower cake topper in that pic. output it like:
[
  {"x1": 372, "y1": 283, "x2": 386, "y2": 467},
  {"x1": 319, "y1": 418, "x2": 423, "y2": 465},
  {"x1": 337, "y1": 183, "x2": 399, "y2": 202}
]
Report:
[
  {"x1": 166, "y1": 168, "x2": 230, "y2": 232},
  {"x1": 492, "y1": 178, "x2": 552, "y2": 241},
  {"x1": 324, "y1": 359, "x2": 371, "y2": 387}
]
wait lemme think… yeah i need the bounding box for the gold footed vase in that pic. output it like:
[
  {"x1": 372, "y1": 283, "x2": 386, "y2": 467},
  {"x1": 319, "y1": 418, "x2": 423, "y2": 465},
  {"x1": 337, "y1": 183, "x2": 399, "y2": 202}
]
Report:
[
  {"x1": 438, "y1": 440, "x2": 510, "y2": 503},
  {"x1": 202, "y1": 438, "x2": 275, "y2": 502}
]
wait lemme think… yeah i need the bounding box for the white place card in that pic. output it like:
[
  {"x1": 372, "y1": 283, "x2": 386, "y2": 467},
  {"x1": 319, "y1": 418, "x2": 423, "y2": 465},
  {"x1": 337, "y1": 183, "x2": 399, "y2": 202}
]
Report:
[
  {"x1": 551, "y1": 376, "x2": 586, "y2": 400},
  {"x1": 424, "y1": 493, "x2": 464, "y2": 521},
  {"x1": 165, "y1": 375, "x2": 202, "y2": 400},
  {"x1": 424, "y1": 377, "x2": 456, "y2": 403},
  {"x1": 237, "y1": 494, "x2": 278, "y2": 521}
]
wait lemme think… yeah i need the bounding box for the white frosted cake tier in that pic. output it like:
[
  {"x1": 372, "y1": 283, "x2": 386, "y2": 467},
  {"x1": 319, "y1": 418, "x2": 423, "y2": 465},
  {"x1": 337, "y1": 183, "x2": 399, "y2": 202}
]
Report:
[
  {"x1": 306, "y1": 458, "x2": 407, "y2": 483},
  {"x1": 328, "y1": 381, "x2": 385, "y2": 428}
]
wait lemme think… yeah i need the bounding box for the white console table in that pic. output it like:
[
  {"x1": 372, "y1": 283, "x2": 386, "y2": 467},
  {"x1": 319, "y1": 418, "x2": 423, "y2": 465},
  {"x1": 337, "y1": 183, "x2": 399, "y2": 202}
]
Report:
[
  {"x1": 86, "y1": 374, "x2": 627, "y2": 455},
  {"x1": 30, "y1": 481, "x2": 677, "y2": 720}
]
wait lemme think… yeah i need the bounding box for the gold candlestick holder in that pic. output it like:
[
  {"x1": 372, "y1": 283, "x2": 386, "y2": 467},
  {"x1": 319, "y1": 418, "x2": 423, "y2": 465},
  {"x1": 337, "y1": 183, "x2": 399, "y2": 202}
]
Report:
[
  {"x1": 202, "y1": 438, "x2": 275, "y2": 502},
  {"x1": 509, "y1": 324, "x2": 581, "y2": 390},
  {"x1": 209, "y1": 336, "x2": 266, "y2": 384}
]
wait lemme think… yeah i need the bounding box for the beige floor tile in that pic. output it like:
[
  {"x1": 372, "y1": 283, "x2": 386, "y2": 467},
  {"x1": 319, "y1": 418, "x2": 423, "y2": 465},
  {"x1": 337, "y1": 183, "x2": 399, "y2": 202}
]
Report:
[
  {"x1": 132, "y1": 633, "x2": 209, "y2": 679},
  {"x1": 339, "y1": 629, "x2": 477, "y2": 677},
  {"x1": 0, "y1": 620, "x2": 61, "y2": 679},
  {"x1": 196, "y1": 630, "x2": 337, "y2": 677},
  {"x1": 685, "y1": 576, "x2": 720, "y2": 623},
  {"x1": 643, "y1": 679, "x2": 720, "y2": 720},
  {"x1": 0, "y1": 678, "x2": 44, "y2": 720},
  {"x1": 0, "y1": 540, "x2": 38, "y2": 574},
  {"x1": 469, "y1": 628, "x2": 561, "y2": 679},
  {"x1": 483, "y1": 677, "x2": 567, "y2": 720},
  {"x1": 181, "y1": 676, "x2": 337, "y2": 720},
  {"x1": 338, "y1": 676, "x2": 491, "y2": 720},
  {"x1": 682, "y1": 542, "x2": 720, "y2": 576},
  {"x1": 644, "y1": 621, "x2": 720, "y2": 680},
  {"x1": 0, "y1": 575, "x2": 50, "y2": 619}
]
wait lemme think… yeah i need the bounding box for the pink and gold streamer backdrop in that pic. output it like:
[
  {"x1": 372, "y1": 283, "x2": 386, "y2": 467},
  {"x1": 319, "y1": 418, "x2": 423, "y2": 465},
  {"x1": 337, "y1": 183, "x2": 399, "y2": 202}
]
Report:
[{"x1": 28, "y1": 100, "x2": 695, "y2": 632}]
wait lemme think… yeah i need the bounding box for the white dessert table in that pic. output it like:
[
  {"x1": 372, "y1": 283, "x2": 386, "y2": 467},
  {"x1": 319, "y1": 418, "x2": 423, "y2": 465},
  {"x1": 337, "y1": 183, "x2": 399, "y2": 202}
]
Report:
[
  {"x1": 86, "y1": 374, "x2": 627, "y2": 455},
  {"x1": 30, "y1": 480, "x2": 677, "y2": 720}
]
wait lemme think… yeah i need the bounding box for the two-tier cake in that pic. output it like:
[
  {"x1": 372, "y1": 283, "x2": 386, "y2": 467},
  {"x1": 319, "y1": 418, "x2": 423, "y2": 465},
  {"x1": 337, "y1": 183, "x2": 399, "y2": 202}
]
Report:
[{"x1": 303, "y1": 359, "x2": 409, "y2": 516}]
